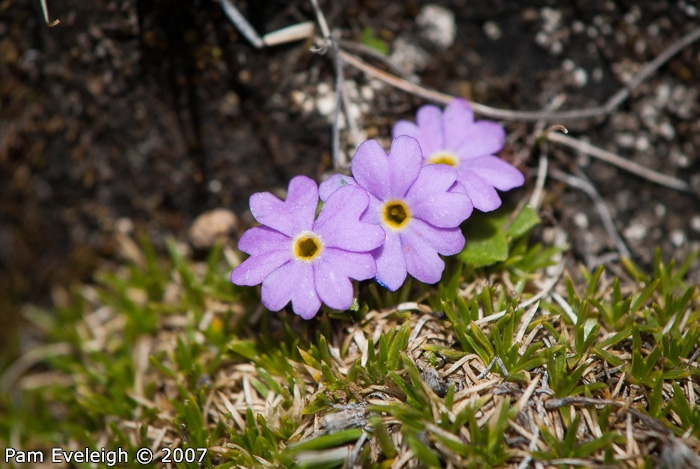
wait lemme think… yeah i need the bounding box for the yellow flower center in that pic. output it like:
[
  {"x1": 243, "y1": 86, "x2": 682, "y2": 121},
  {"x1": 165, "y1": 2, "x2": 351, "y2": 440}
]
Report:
[
  {"x1": 427, "y1": 151, "x2": 459, "y2": 167},
  {"x1": 292, "y1": 232, "x2": 323, "y2": 262},
  {"x1": 381, "y1": 200, "x2": 411, "y2": 230}
]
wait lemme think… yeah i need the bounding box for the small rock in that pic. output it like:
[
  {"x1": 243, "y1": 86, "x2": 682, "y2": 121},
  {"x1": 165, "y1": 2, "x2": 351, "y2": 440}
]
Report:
[
  {"x1": 189, "y1": 209, "x2": 238, "y2": 250},
  {"x1": 483, "y1": 21, "x2": 502, "y2": 40},
  {"x1": 390, "y1": 37, "x2": 430, "y2": 74},
  {"x1": 670, "y1": 229, "x2": 686, "y2": 248},
  {"x1": 573, "y1": 212, "x2": 589, "y2": 229},
  {"x1": 416, "y1": 5, "x2": 456, "y2": 50},
  {"x1": 421, "y1": 367, "x2": 449, "y2": 397},
  {"x1": 623, "y1": 221, "x2": 647, "y2": 241},
  {"x1": 690, "y1": 216, "x2": 700, "y2": 233},
  {"x1": 615, "y1": 133, "x2": 635, "y2": 148}
]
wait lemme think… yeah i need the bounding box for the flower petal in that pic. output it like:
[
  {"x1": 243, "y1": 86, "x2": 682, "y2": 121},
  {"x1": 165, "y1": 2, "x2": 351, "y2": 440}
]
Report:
[
  {"x1": 401, "y1": 227, "x2": 446, "y2": 285},
  {"x1": 237, "y1": 226, "x2": 290, "y2": 256},
  {"x1": 319, "y1": 174, "x2": 357, "y2": 202},
  {"x1": 458, "y1": 169, "x2": 502, "y2": 212},
  {"x1": 373, "y1": 231, "x2": 407, "y2": 291},
  {"x1": 351, "y1": 139, "x2": 393, "y2": 201},
  {"x1": 416, "y1": 105, "x2": 445, "y2": 155},
  {"x1": 466, "y1": 156, "x2": 525, "y2": 191},
  {"x1": 231, "y1": 250, "x2": 291, "y2": 286},
  {"x1": 261, "y1": 261, "x2": 321, "y2": 319},
  {"x1": 443, "y1": 98, "x2": 475, "y2": 148},
  {"x1": 392, "y1": 119, "x2": 420, "y2": 140},
  {"x1": 314, "y1": 249, "x2": 376, "y2": 310},
  {"x1": 250, "y1": 175, "x2": 318, "y2": 237},
  {"x1": 386, "y1": 135, "x2": 423, "y2": 197},
  {"x1": 314, "y1": 186, "x2": 385, "y2": 252},
  {"x1": 409, "y1": 218, "x2": 465, "y2": 256},
  {"x1": 452, "y1": 121, "x2": 505, "y2": 160},
  {"x1": 405, "y1": 164, "x2": 473, "y2": 228}
]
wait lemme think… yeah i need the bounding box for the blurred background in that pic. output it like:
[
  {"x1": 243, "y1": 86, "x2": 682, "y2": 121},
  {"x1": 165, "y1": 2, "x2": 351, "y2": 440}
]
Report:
[{"x1": 2, "y1": 0, "x2": 699, "y2": 352}]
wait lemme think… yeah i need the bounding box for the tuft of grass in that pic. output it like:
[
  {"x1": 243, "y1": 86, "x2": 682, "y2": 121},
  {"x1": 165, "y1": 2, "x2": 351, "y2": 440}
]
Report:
[{"x1": 2, "y1": 214, "x2": 700, "y2": 468}]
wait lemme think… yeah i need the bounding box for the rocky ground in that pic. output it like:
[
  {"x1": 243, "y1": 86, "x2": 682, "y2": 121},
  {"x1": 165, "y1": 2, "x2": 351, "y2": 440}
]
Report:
[{"x1": 1, "y1": 0, "x2": 699, "y2": 348}]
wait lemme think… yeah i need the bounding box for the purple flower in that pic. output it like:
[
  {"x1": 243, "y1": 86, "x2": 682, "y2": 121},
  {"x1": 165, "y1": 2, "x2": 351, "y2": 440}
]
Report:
[
  {"x1": 392, "y1": 98, "x2": 524, "y2": 212},
  {"x1": 320, "y1": 136, "x2": 473, "y2": 291},
  {"x1": 230, "y1": 176, "x2": 385, "y2": 319}
]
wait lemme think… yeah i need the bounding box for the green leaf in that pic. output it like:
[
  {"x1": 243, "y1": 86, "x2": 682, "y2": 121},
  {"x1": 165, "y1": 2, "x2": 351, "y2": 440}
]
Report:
[
  {"x1": 459, "y1": 218, "x2": 508, "y2": 267},
  {"x1": 359, "y1": 28, "x2": 389, "y2": 55},
  {"x1": 459, "y1": 205, "x2": 540, "y2": 267},
  {"x1": 505, "y1": 205, "x2": 540, "y2": 240},
  {"x1": 287, "y1": 428, "x2": 363, "y2": 453}
]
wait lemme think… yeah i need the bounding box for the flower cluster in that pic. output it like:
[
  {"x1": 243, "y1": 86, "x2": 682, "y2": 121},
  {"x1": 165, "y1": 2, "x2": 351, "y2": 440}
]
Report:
[{"x1": 231, "y1": 99, "x2": 524, "y2": 318}]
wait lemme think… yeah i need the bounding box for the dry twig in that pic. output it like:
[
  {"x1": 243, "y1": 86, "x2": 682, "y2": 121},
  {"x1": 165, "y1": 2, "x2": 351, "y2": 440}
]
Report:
[
  {"x1": 339, "y1": 25, "x2": 700, "y2": 121},
  {"x1": 39, "y1": 0, "x2": 60, "y2": 26},
  {"x1": 548, "y1": 132, "x2": 692, "y2": 193},
  {"x1": 549, "y1": 168, "x2": 631, "y2": 259}
]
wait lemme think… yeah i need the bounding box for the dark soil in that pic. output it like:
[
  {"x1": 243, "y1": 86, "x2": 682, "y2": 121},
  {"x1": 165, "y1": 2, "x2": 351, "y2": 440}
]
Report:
[{"x1": 2, "y1": 0, "x2": 699, "y2": 348}]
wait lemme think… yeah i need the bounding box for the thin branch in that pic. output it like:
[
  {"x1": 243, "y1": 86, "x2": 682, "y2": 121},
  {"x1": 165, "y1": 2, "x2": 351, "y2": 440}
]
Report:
[
  {"x1": 548, "y1": 132, "x2": 692, "y2": 193},
  {"x1": 339, "y1": 24, "x2": 700, "y2": 121},
  {"x1": 219, "y1": 0, "x2": 264, "y2": 49},
  {"x1": 308, "y1": 0, "x2": 331, "y2": 38},
  {"x1": 339, "y1": 39, "x2": 417, "y2": 81},
  {"x1": 549, "y1": 168, "x2": 632, "y2": 259},
  {"x1": 529, "y1": 119, "x2": 568, "y2": 209},
  {"x1": 309, "y1": 1, "x2": 358, "y2": 169},
  {"x1": 39, "y1": 0, "x2": 60, "y2": 26}
]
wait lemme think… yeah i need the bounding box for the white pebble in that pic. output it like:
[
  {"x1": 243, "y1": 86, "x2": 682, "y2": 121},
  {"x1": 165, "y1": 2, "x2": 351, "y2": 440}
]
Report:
[
  {"x1": 540, "y1": 7, "x2": 562, "y2": 33},
  {"x1": 690, "y1": 215, "x2": 700, "y2": 232},
  {"x1": 635, "y1": 135, "x2": 650, "y2": 152},
  {"x1": 416, "y1": 5, "x2": 456, "y2": 50},
  {"x1": 390, "y1": 37, "x2": 430, "y2": 73},
  {"x1": 208, "y1": 179, "x2": 222, "y2": 194},
  {"x1": 670, "y1": 229, "x2": 686, "y2": 247},
  {"x1": 654, "y1": 203, "x2": 666, "y2": 218},
  {"x1": 616, "y1": 133, "x2": 635, "y2": 148},
  {"x1": 657, "y1": 121, "x2": 675, "y2": 140},
  {"x1": 573, "y1": 212, "x2": 589, "y2": 229},
  {"x1": 624, "y1": 222, "x2": 647, "y2": 241},
  {"x1": 483, "y1": 21, "x2": 502, "y2": 40},
  {"x1": 550, "y1": 41, "x2": 563, "y2": 55},
  {"x1": 592, "y1": 67, "x2": 604, "y2": 82},
  {"x1": 572, "y1": 67, "x2": 588, "y2": 87}
]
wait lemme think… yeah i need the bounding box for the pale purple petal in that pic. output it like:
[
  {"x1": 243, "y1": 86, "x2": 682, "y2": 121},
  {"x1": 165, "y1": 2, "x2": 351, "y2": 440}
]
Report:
[
  {"x1": 261, "y1": 261, "x2": 321, "y2": 319},
  {"x1": 361, "y1": 192, "x2": 383, "y2": 225},
  {"x1": 409, "y1": 218, "x2": 465, "y2": 256},
  {"x1": 401, "y1": 228, "x2": 445, "y2": 285},
  {"x1": 314, "y1": 249, "x2": 376, "y2": 310},
  {"x1": 259, "y1": 261, "x2": 297, "y2": 310},
  {"x1": 458, "y1": 169, "x2": 502, "y2": 212},
  {"x1": 314, "y1": 186, "x2": 385, "y2": 252},
  {"x1": 466, "y1": 156, "x2": 525, "y2": 191},
  {"x1": 415, "y1": 105, "x2": 444, "y2": 155},
  {"x1": 352, "y1": 139, "x2": 393, "y2": 201},
  {"x1": 386, "y1": 136, "x2": 424, "y2": 198},
  {"x1": 373, "y1": 231, "x2": 407, "y2": 291},
  {"x1": 237, "y1": 226, "x2": 290, "y2": 255},
  {"x1": 392, "y1": 120, "x2": 421, "y2": 140},
  {"x1": 290, "y1": 265, "x2": 323, "y2": 319},
  {"x1": 405, "y1": 164, "x2": 473, "y2": 228},
  {"x1": 250, "y1": 176, "x2": 318, "y2": 237},
  {"x1": 443, "y1": 98, "x2": 475, "y2": 148},
  {"x1": 452, "y1": 121, "x2": 506, "y2": 160},
  {"x1": 319, "y1": 174, "x2": 357, "y2": 202},
  {"x1": 230, "y1": 251, "x2": 291, "y2": 286}
]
